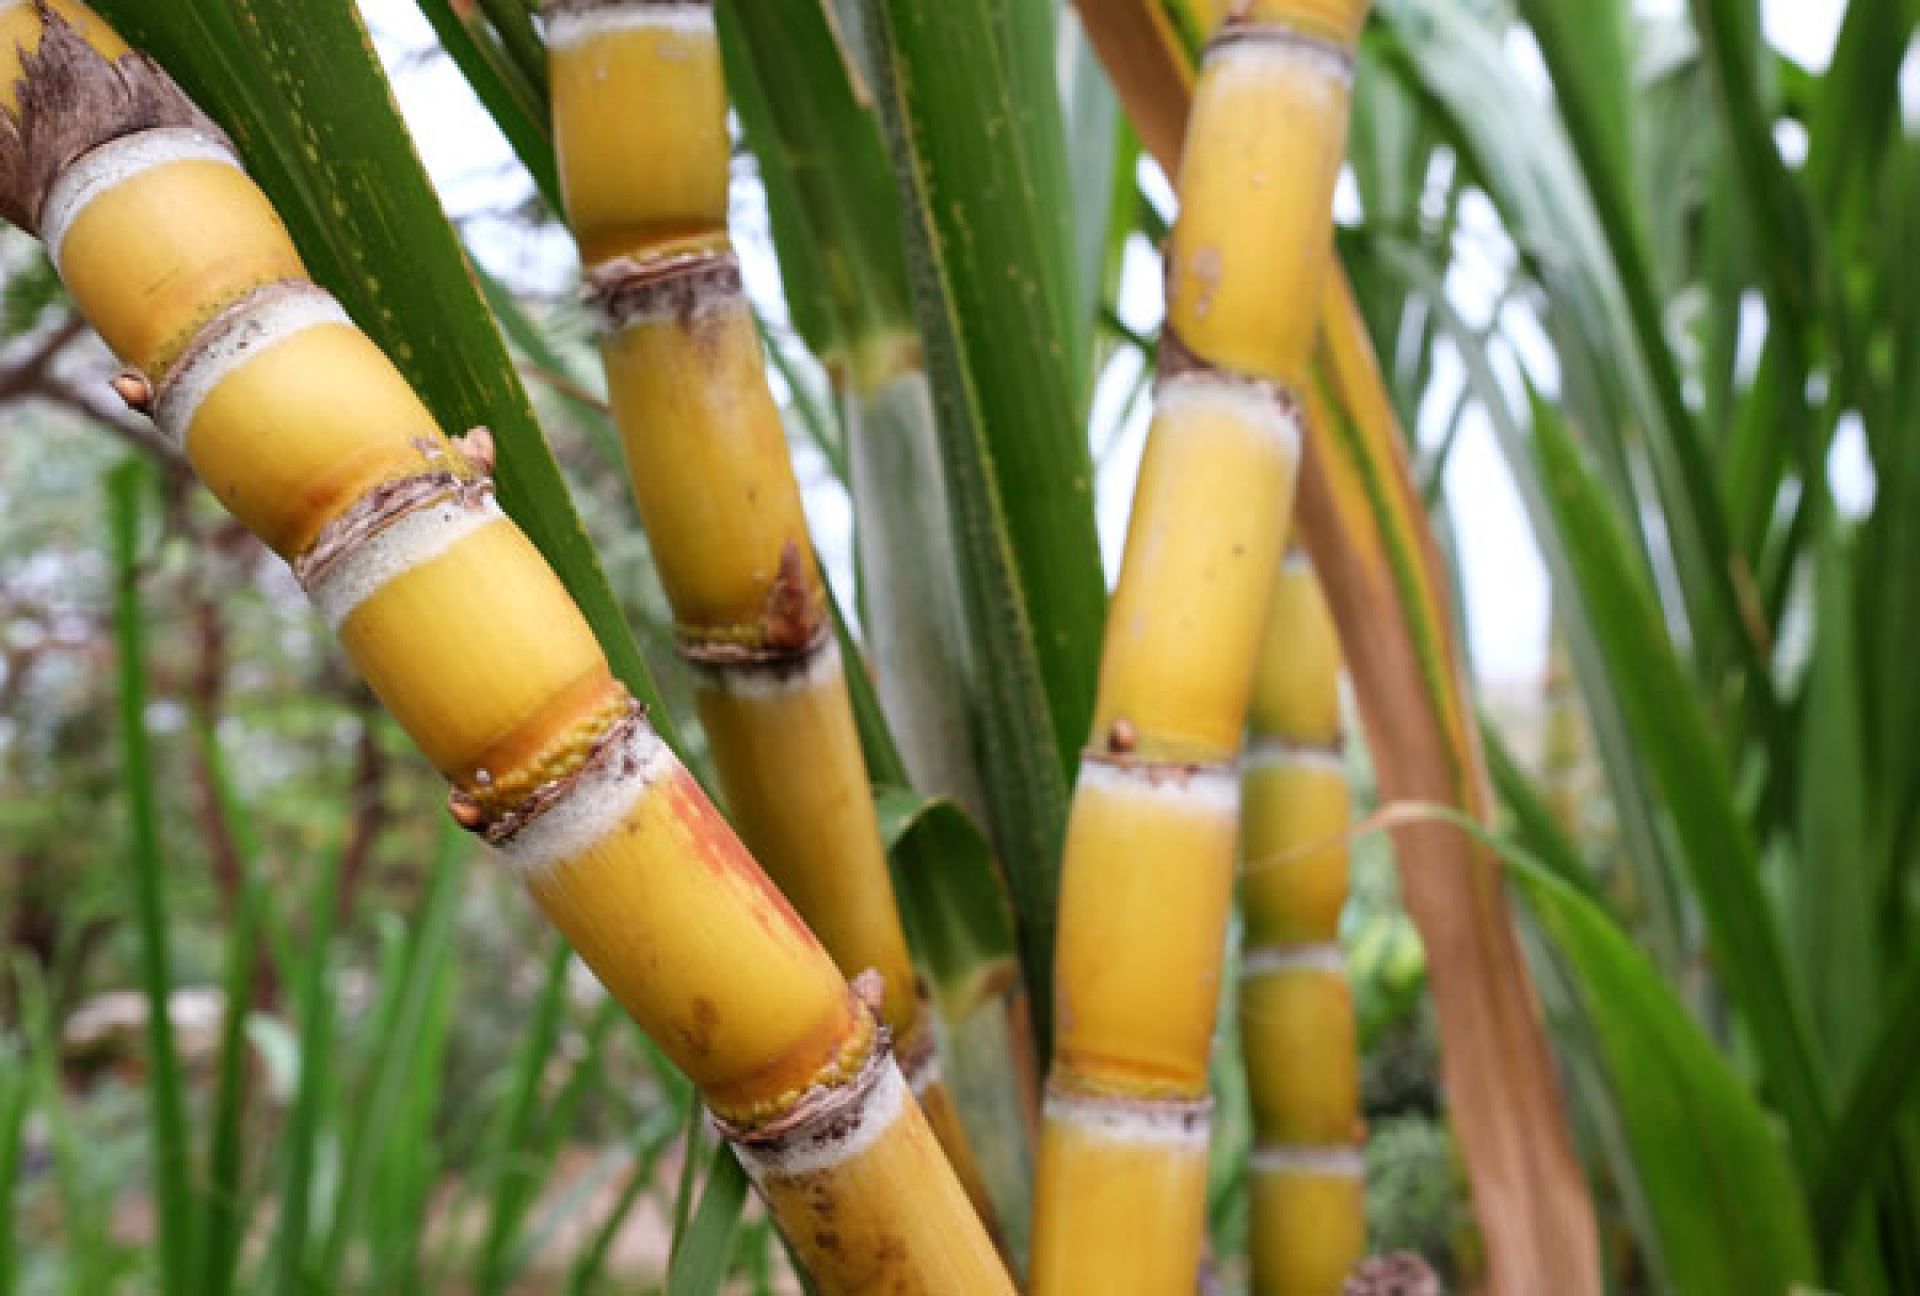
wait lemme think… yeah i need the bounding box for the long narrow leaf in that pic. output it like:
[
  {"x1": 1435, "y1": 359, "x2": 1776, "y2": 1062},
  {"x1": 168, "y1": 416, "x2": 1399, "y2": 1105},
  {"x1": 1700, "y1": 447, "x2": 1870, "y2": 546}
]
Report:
[
  {"x1": 1815, "y1": 956, "x2": 1920, "y2": 1248},
  {"x1": 664, "y1": 1144, "x2": 750, "y2": 1296},
  {"x1": 107, "y1": 460, "x2": 193, "y2": 1296},
  {"x1": 191, "y1": 715, "x2": 264, "y2": 1296},
  {"x1": 1511, "y1": 860, "x2": 1820, "y2": 1294},
  {"x1": 1528, "y1": 386, "x2": 1829, "y2": 1167}
]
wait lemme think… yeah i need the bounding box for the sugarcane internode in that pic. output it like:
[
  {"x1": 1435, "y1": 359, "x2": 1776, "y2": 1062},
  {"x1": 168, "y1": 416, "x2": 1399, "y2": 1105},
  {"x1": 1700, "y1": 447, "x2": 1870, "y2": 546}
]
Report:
[
  {"x1": 2, "y1": 4, "x2": 1008, "y2": 1290},
  {"x1": 1032, "y1": 0, "x2": 1368, "y2": 1290}
]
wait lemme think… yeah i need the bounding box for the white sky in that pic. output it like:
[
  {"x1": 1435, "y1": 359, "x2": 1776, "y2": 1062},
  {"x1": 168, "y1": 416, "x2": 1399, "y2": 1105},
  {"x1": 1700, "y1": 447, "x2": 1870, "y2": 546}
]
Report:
[{"x1": 369, "y1": 0, "x2": 1851, "y2": 688}]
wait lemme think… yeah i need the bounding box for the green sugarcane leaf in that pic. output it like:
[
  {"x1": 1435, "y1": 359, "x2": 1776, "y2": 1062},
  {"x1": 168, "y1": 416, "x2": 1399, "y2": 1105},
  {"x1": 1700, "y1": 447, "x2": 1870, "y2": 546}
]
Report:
[
  {"x1": 88, "y1": 0, "x2": 669, "y2": 725},
  {"x1": 473, "y1": 938, "x2": 573, "y2": 1296},
  {"x1": 271, "y1": 823, "x2": 343, "y2": 1294},
  {"x1": 1479, "y1": 716, "x2": 1600, "y2": 902},
  {"x1": 1527, "y1": 386, "x2": 1829, "y2": 1172},
  {"x1": 106, "y1": 460, "x2": 194, "y2": 1296},
  {"x1": 320, "y1": 827, "x2": 468, "y2": 1285},
  {"x1": 857, "y1": 0, "x2": 1109, "y2": 1040},
  {"x1": 665, "y1": 1143, "x2": 750, "y2": 1296},
  {"x1": 412, "y1": 0, "x2": 560, "y2": 211},
  {"x1": 191, "y1": 716, "x2": 263, "y2": 1296},
  {"x1": 828, "y1": 596, "x2": 1017, "y2": 1002},
  {"x1": 872, "y1": 788, "x2": 1019, "y2": 1022},
  {"x1": 719, "y1": 0, "x2": 913, "y2": 367},
  {"x1": 0, "y1": 1044, "x2": 28, "y2": 1296},
  {"x1": 1792, "y1": 529, "x2": 1877, "y2": 1079},
  {"x1": 1510, "y1": 858, "x2": 1820, "y2": 1295},
  {"x1": 1379, "y1": 0, "x2": 1785, "y2": 761},
  {"x1": 1815, "y1": 955, "x2": 1920, "y2": 1247}
]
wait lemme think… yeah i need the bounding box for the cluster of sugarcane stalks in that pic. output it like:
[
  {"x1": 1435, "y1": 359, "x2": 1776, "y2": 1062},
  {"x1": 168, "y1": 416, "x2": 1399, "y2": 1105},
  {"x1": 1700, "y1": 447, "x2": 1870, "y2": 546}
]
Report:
[
  {"x1": 1241, "y1": 547, "x2": 1365, "y2": 1292},
  {"x1": 0, "y1": 2, "x2": 1007, "y2": 1291},
  {"x1": 0, "y1": 0, "x2": 1398, "y2": 1288}
]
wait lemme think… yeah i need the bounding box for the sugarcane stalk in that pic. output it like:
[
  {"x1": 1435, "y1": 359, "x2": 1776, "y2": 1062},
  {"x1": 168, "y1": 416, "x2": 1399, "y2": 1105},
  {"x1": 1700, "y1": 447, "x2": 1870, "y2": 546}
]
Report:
[
  {"x1": 1240, "y1": 548, "x2": 1366, "y2": 1294},
  {"x1": 1031, "y1": 2, "x2": 1369, "y2": 1289},
  {"x1": 541, "y1": 0, "x2": 998, "y2": 1233},
  {"x1": 0, "y1": 6, "x2": 1009, "y2": 1289}
]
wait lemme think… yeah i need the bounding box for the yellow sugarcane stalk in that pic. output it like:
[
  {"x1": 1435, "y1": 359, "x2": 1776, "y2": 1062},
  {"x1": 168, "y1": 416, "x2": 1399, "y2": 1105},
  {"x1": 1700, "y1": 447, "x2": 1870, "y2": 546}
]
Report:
[
  {"x1": 1031, "y1": 2, "x2": 1368, "y2": 1289},
  {"x1": 542, "y1": 0, "x2": 998, "y2": 1228},
  {"x1": 1239, "y1": 549, "x2": 1365, "y2": 1294},
  {"x1": 0, "y1": 7, "x2": 1009, "y2": 1290}
]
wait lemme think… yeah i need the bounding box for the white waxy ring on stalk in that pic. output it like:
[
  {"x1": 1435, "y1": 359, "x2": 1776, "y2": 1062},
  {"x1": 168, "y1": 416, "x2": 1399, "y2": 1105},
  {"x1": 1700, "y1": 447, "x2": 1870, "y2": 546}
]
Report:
[
  {"x1": 587, "y1": 250, "x2": 739, "y2": 337},
  {"x1": 731, "y1": 1050, "x2": 909, "y2": 1181},
  {"x1": 545, "y1": 1, "x2": 714, "y2": 51},
  {"x1": 1243, "y1": 739, "x2": 1346, "y2": 776},
  {"x1": 490, "y1": 711, "x2": 677, "y2": 880},
  {"x1": 1206, "y1": 21, "x2": 1357, "y2": 87},
  {"x1": 1076, "y1": 753, "x2": 1240, "y2": 818},
  {"x1": 1249, "y1": 1144, "x2": 1365, "y2": 1177},
  {"x1": 1043, "y1": 1087, "x2": 1211, "y2": 1149},
  {"x1": 41, "y1": 126, "x2": 239, "y2": 270},
  {"x1": 685, "y1": 636, "x2": 841, "y2": 699},
  {"x1": 303, "y1": 493, "x2": 504, "y2": 631},
  {"x1": 154, "y1": 282, "x2": 352, "y2": 450},
  {"x1": 1240, "y1": 942, "x2": 1348, "y2": 979},
  {"x1": 1154, "y1": 372, "x2": 1303, "y2": 457}
]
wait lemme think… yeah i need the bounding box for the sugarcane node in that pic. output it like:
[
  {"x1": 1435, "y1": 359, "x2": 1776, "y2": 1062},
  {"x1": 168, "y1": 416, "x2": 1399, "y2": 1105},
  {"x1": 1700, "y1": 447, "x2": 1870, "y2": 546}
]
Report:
[
  {"x1": 0, "y1": 2, "x2": 227, "y2": 235},
  {"x1": 713, "y1": 1017, "x2": 890, "y2": 1157},
  {"x1": 584, "y1": 246, "x2": 741, "y2": 335},
  {"x1": 479, "y1": 693, "x2": 647, "y2": 847},
  {"x1": 292, "y1": 469, "x2": 484, "y2": 591},
  {"x1": 1155, "y1": 324, "x2": 1301, "y2": 420},
  {"x1": 1342, "y1": 1252, "x2": 1442, "y2": 1296},
  {"x1": 1246, "y1": 734, "x2": 1347, "y2": 764},
  {"x1": 451, "y1": 425, "x2": 496, "y2": 477},
  {"x1": 108, "y1": 367, "x2": 151, "y2": 412},
  {"x1": 674, "y1": 612, "x2": 831, "y2": 675},
  {"x1": 1043, "y1": 1080, "x2": 1213, "y2": 1138},
  {"x1": 152, "y1": 279, "x2": 349, "y2": 445},
  {"x1": 1079, "y1": 744, "x2": 1232, "y2": 793},
  {"x1": 1208, "y1": 18, "x2": 1357, "y2": 72},
  {"x1": 543, "y1": 0, "x2": 711, "y2": 15}
]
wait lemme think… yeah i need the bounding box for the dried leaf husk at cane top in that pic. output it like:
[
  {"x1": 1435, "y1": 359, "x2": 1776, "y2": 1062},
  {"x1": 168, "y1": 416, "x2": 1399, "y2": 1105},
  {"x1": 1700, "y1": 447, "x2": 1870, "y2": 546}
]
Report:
[
  {"x1": 542, "y1": 0, "x2": 999, "y2": 1233},
  {"x1": 1239, "y1": 554, "x2": 1366, "y2": 1294},
  {"x1": 1031, "y1": 4, "x2": 1362, "y2": 1290},
  {"x1": 0, "y1": 6, "x2": 1009, "y2": 1291}
]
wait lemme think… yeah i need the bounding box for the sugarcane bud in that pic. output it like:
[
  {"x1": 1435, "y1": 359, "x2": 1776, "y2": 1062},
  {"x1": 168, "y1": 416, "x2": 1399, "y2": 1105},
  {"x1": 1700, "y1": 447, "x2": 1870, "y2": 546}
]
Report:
[
  {"x1": 761, "y1": 538, "x2": 822, "y2": 654},
  {"x1": 452, "y1": 425, "x2": 496, "y2": 477},
  {"x1": 848, "y1": 966, "x2": 885, "y2": 1017},
  {"x1": 1105, "y1": 716, "x2": 1138, "y2": 755},
  {"x1": 447, "y1": 788, "x2": 487, "y2": 833},
  {"x1": 110, "y1": 366, "x2": 152, "y2": 412},
  {"x1": 1344, "y1": 1253, "x2": 1442, "y2": 1296}
]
